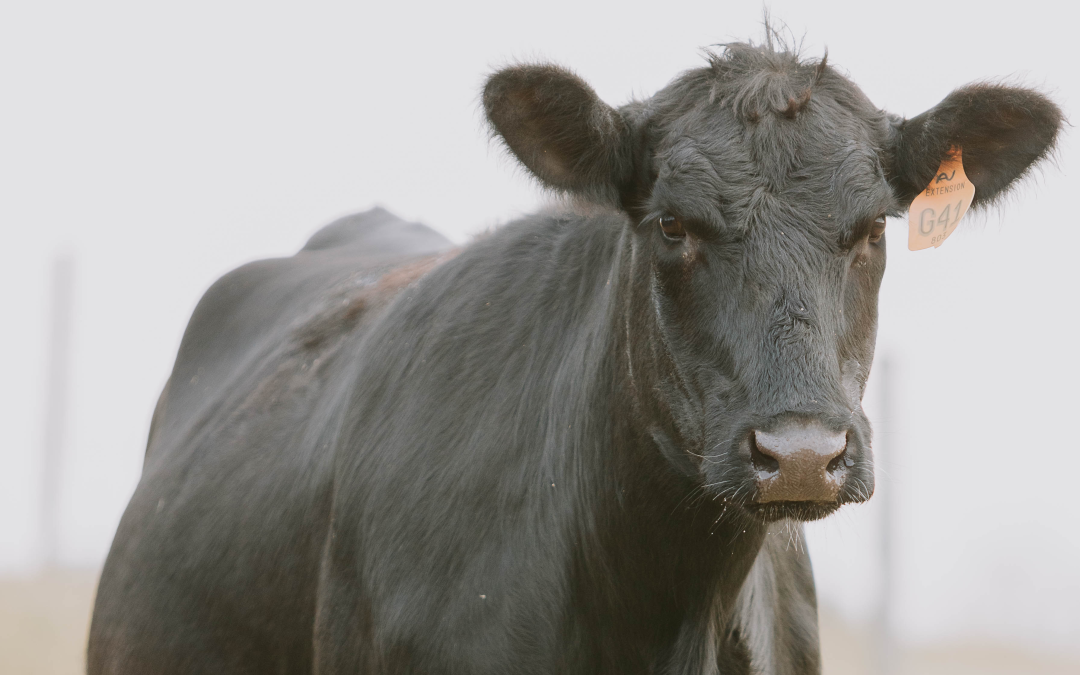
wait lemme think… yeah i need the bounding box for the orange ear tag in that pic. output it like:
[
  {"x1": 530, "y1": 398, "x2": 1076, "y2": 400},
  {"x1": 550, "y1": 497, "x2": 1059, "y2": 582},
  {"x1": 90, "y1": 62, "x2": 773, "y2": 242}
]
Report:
[{"x1": 908, "y1": 148, "x2": 976, "y2": 251}]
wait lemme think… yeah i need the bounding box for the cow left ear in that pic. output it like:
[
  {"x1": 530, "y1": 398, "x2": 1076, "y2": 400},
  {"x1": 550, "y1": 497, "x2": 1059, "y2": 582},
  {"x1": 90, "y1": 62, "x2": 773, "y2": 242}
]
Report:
[
  {"x1": 483, "y1": 64, "x2": 636, "y2": 209},
  {"x1": 887, "y1": 84, "x2": 1063, "y2": 208}
]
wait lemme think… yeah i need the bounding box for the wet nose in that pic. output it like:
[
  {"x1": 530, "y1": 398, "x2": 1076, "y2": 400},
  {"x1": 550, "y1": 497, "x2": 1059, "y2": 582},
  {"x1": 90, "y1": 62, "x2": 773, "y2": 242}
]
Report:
[{"x1": 751, "y1": 421, "x2": 849, "y2": 503}]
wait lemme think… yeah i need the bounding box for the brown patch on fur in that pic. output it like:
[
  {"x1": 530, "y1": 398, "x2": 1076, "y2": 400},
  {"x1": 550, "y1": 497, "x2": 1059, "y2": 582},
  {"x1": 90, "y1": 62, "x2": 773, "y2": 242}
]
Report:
[
  {"x1": 373, "y1": 253, "x2": 455, "y2": 295},
  {"x1": 296, "y1": 250, "x2": 460, "y2": 351}
]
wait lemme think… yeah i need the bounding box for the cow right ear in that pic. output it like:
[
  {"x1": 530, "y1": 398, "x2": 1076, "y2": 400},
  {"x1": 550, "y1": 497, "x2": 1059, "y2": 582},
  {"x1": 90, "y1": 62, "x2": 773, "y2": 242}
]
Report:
[
  {"x1": 887, "y1": 84, "x2": 1063, "y2": 208},
  {"x1": 483, "y1": 64, "x2": 635, "y2": 209}
]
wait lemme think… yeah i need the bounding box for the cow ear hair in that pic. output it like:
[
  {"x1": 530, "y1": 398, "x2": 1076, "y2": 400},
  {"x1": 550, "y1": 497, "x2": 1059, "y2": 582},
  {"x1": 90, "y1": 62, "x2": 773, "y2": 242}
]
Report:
[
  {"x1": 887, "y1": 84, "x2": 1063, "y2": 208},
  {"x1": 483, "y1": 64, "x2": 635, "y2": 209}
]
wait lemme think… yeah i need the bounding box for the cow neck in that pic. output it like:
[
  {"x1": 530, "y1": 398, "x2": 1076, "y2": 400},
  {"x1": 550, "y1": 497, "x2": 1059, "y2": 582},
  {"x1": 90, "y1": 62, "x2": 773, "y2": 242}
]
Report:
[{"x1": 570, "y1": 227, "x2": 768, "y2": 650}]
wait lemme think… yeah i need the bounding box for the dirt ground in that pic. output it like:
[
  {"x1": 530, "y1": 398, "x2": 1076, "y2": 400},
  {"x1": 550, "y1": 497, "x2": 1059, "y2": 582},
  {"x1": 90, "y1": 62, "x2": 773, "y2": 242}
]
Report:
[
  {"x1": 2, "y1": 569, "x2": 1077, "y2": 674},
  {"x1": 0, "y1": 570, "x2": 98, "y2": 675}
]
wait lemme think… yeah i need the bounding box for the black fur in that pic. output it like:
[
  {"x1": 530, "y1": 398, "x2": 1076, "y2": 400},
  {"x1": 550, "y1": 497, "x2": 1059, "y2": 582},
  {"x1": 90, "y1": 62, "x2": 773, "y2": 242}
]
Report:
[{"x1": 89, "y1": 37, "x2": 1060, "y2": 675}]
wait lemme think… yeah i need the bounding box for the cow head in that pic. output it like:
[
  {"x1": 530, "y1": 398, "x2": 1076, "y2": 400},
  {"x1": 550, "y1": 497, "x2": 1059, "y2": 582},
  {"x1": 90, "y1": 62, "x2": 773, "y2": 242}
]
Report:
[{"x1": 483, "y1": 43, "x2": 1061, "y2": 522}]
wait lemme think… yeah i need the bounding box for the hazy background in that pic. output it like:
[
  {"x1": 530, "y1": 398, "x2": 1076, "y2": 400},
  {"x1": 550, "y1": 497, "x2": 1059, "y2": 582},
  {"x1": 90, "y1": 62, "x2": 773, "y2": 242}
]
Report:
[{"x1": 2, "y1": 0, "x2": 1077, "y2": 671}]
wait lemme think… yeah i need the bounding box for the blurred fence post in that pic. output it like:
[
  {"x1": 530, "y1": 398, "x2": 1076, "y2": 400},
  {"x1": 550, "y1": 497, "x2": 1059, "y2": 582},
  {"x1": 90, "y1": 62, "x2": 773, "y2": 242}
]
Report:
[
  {"x1": 874, "y1": 355, "x2": 897, "y2": 675},
  {"x1": 39, "y1": 254, "x2": 74, "y2": 570}
]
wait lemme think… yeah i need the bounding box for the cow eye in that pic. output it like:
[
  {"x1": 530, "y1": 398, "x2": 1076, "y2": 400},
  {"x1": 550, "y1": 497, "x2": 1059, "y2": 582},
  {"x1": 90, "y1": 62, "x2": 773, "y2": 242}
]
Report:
[
  {"x1": 659, "y1": 215, "x2": 686, "y2": 240},
  {"x1": 868, "y1": 215, "x2": 886, "y2": 243}
]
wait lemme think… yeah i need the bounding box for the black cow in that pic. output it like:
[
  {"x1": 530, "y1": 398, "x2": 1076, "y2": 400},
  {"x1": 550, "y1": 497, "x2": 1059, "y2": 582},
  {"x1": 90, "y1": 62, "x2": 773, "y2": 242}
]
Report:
[{"x1": 88, "y1": 39, "x2": 1060, "y2": 674}]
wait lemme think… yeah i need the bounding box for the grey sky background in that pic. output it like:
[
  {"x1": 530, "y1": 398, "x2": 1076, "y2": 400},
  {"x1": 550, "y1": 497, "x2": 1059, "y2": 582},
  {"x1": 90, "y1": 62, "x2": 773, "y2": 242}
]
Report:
[{"x1": 2, "y1": 0, "x2": 1077, "y2": 660}]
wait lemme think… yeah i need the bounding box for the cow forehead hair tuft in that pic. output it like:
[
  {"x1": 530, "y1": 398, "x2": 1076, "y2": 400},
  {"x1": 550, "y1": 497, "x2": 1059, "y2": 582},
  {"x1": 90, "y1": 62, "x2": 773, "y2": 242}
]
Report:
[{"x1": 701, "y1": 41, "x2": 830, "y2": 123}]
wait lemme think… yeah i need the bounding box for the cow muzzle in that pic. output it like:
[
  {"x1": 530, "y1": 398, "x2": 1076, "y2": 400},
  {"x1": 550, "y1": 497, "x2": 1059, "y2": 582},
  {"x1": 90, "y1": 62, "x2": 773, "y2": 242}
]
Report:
[{"x1": 750, "y1": 420, "x2": 849, "y2": 503}]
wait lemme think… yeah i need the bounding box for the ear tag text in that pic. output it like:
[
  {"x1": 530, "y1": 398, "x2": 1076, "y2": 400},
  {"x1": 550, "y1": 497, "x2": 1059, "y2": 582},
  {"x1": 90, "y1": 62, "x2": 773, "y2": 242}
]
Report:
[{"x1": 908, "y1": 148, "x2": 975, "y2": 251}]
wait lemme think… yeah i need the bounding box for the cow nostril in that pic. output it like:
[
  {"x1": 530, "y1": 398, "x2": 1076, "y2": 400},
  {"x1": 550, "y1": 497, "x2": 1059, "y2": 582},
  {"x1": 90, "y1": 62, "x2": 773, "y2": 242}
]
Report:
[
  {"x1": 825, "y1": 433, "x2": 852, "y2": 474},
  {"x1": 825, "y1": 432, "x2": 855, "y2": 474},
  {"x1": 749, "y1": 433, "x2": 780, "y2": 474},
  {"x1": 826, "y1": 451, "x2": 845, "y2": 474}
]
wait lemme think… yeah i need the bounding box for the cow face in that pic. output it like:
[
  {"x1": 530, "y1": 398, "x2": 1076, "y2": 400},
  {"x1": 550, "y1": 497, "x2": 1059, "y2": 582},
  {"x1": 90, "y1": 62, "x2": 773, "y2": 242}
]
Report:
[{"x1": 483, "y1": 45, "x2": 1060, "y2": 522}]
